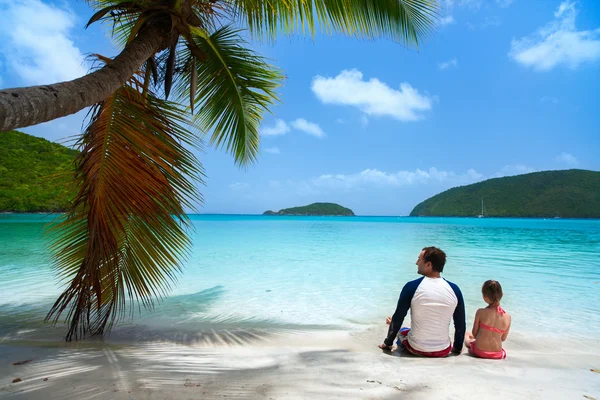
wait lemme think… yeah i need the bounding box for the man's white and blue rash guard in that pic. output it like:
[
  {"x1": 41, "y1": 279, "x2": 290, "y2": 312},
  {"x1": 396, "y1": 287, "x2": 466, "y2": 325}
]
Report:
[{"x1": 384, "y1": 276, "x2": 466, "y2": 353}]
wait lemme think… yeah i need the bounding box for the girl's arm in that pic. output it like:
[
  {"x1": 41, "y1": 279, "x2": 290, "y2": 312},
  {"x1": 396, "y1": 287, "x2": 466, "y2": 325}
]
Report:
[
  {"x1": 472, "y1": 309, "x2": 481, "y2": 338},
  {"x1": 501, "y1": 314, "x2": 511, "y2": 341}
]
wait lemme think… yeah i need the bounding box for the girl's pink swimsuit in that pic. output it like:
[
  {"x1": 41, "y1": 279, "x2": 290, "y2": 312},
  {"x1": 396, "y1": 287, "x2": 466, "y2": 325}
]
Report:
[{"x1": 469, "y1": 306, "x2": 507, "y2": 359}]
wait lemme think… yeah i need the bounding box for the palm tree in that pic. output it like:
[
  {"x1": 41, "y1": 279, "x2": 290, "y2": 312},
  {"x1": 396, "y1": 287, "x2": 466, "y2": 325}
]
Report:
[{"x1": 0, "y1": 0, "x2": 440, "y2": 340}]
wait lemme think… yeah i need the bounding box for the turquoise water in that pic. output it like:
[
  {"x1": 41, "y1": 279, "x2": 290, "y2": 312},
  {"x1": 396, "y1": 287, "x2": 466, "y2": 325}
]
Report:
[{"x1": 1, "y1": 214, "x2": 599, "y2": 341}]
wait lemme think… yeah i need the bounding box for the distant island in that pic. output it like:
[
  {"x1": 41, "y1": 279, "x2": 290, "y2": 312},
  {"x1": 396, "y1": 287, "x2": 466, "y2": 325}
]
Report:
[
  {"x1": 4, "y1": 132, "x2": 598, "y2": 220},
  {"x1": 410, "y1": 169, "x2": 600, "y2": 218},
  {"x1": 1, "y1": 130, "x2": 76, "y2": 213},
  {"x1": 263, "y1": 202, "x2": 355, "y2": 216}
]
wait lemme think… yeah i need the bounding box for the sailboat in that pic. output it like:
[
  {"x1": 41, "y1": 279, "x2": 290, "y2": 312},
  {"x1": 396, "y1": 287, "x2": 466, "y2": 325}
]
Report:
[
  {"x1": 477, "y1": 198, "x2": 485, "y2": 218},
  {"x1": 554, "y1": 210, "x2": 561, "y2": 219}
]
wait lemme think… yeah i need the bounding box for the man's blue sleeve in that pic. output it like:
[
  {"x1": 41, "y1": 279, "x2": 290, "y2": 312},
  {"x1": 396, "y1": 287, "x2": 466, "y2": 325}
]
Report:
[
  {"x1": 447, "y1": 281, "x2": 466, "y2": 353},
  {"x1": 383, "y1": 277, "x2": 422, "y2": 347}
]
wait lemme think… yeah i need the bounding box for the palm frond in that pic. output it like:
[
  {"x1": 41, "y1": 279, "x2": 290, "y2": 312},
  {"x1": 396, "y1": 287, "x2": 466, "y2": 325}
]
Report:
[
  {"x1": 45, "y1": 68, "x2": 203, "y2": 341},
  {"x1": 177, "y1": 26, "x2": 282, "y2": 166},
  {"x1": 230, "y1": 0, "x2": 440, "y2": 47},
  {"x1": 164, "y1": 36, "x2": 179, "y2": 99},
  {"x1": 41, "y1": 0, "x2": 438, "y2": 342},
  {"x1": 85, "y1": 1, "x2": 160, "y2": 50}
]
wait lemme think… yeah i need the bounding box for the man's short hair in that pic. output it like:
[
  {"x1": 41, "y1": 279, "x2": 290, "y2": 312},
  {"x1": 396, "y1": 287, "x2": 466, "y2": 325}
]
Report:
[{"x1": 422, "y1": 246, "x2": 446, "y2": 273}]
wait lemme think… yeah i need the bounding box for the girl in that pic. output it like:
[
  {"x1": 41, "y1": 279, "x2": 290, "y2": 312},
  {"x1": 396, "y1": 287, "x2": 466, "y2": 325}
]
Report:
[{"x1": 465, "y1": 280, "x2": 511, "y2": 359}]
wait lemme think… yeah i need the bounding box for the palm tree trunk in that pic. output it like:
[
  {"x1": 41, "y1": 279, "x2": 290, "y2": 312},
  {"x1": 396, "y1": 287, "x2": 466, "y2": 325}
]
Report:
[{"x1": 0, "y1": 26, "x2": 168, "y2": 132}]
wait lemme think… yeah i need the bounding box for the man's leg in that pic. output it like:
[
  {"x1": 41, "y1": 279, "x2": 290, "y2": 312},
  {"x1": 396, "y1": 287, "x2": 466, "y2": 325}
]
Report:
[
  {"x1": 396, "y1": 327, "x2": 411, "y2": 347},
  {"x1": 402, "y1": 338, "x2": 453, "y2": 357}
]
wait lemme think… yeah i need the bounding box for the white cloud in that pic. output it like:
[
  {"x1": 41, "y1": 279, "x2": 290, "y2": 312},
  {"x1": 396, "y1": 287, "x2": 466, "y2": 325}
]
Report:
[
  {"x1": 0, "y1": 0, "x2": 86, "y2": 85},
  {"x1": 466, "y1": 18, "x2": 502, "y2": 31},
  {"x1": 496, "y1": 0, "x2": 514, "y2": 7},
  {"x1": 229, "y1": 182, "x2": 250, "y2": 191},
  {"x1": 261, "y1": 119, "x2": 290, "y2": 136},
  {"x1": 442, "y1": 0, "x2": 495, "y2": 30},
  {"x1": 509, "y1": 1, "x2": 600, "y2": 71},
  {"x1": 495, "y1": 164, "x2": 536, "y2": 177},
  {"x1": 261, "y1": 167, "x2": 488, "y2": 201},
  {"x1": 290, "y1": 118, "x2": 325, "y2": 138},
  {"x1": 439, "y1": 1, "x2": 455, "y2": 27},
  {"x1": 555, "y1": 152, "x2": 578, "y2": 166},
  {"x1": 439, "y1": 16, "x2": 455, "y2": 26},
  {"x1": 311, "y1": 69, "x2": 435, "y2": 122},
  {"x1": 264, "y1": 146, "x2": 280, "y2": 155},
  {"x1": 267, "y1": 163, "x2": 559, "y2": 202},
  {"x1": 438, "y1": 58, "x2": 458, "y2": 70},
  {"x1": 481, "y1": 16, "x2": 502, "y2": 29},
  {"x1": 312, "y1": 167, "x2": 483, "y2": 191},
  {"x1": 458, "y1": 0, "x2": 482, "y2": 9},
  {"x1": 360, "y1": 115, "x2": 369, "y2": 127},
  {"x1": 286, "y1": 179, "x2": 320, "y2": 197},
  {"x1": 540, "y1": 96, "x2": 559, "y2": 104},
  {"x1": 336, "y1": 118, "x2": 345, "y2": 124},
  {"x1": 268, "y1": 180, "x2": 281, "y2": 189},
  {"x1": 261, "y1": 118, "x2": 325, "y2": 138},
  {"x1": 443, "y1": 0, "x2": 482, "y2": 10}
]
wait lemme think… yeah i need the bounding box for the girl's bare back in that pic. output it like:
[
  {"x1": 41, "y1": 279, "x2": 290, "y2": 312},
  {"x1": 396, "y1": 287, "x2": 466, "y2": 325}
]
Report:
[{"x1": 472, "y1": 306, "x2": 511, "y2": 352}]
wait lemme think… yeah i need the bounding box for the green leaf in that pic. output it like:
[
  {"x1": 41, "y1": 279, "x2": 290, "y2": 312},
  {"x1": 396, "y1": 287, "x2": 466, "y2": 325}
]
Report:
[
  {"x1": 232, "y1": 0, "x2": 440, "y2": 48},
  {"x1": 189, "y1": 57, "x2": 197, "y2": 114},
  {"x1": 178, "y1": 26, "x2": 283, "y2": 166},
  {"x1": 164, "y1": 38, "x2": 178, "y2": 100},
  {"x1": 45, "y1": 67, "x2": 204, "y2": 340}
]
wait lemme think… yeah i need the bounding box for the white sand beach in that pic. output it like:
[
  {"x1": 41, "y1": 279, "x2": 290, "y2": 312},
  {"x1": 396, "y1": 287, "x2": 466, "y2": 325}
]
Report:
[{"x1": 2, "y1": 327, "x2": 599, "y2": 400}]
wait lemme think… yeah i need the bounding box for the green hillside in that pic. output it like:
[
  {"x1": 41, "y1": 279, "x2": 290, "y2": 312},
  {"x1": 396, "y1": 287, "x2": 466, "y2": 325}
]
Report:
[
  {"x1": 264, "y1": 202, "x2": 355, "y2": 216},
  {"x1": 0, "y1": 130, "x2": 77, "y2": 212},
  {"x1": 410, "y1": 169, "x2": 600, "y2": 218}
]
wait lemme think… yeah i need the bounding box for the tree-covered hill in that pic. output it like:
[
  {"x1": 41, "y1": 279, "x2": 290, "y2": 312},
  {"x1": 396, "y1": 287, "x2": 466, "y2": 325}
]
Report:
[
  {"x1": 0, "y1": 130, "x2": 77, "y2": 212},
  {"x1": 410, "y1": 169, "x2": 600, "y2": 218}
]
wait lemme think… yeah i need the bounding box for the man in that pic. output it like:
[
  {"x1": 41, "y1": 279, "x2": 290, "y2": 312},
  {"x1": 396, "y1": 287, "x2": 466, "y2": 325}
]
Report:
[{"x1": 379, "y1": 246, "x2": 466, "y2": 356}]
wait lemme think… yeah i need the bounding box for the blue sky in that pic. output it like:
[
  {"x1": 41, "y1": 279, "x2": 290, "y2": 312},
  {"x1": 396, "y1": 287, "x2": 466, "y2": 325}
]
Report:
[{"x1": 1, "y1": 0, "x2": 599, "y2": 215}]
